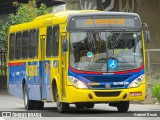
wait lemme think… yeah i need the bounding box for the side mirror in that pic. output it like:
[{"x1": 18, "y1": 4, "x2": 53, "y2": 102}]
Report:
[
  {"x1": 143, "y1": 23, "x2": 150, "y2": 43},
  {"x1": 62, "y1": 39, "x2": 68, "y2": 53},
  {"x1": 145, "y1": 30, "x2": 151, "y2": 43}
]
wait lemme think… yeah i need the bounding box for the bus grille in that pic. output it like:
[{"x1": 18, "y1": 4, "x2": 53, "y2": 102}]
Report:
[
  {"x1": 94, "y1": 91, "x2": 121, "y2": 97},
  {"x1": 84, "y1": 76, "x2": 130, "y2": 82}
]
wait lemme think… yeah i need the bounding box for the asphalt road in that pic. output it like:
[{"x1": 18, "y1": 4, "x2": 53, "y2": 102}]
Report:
[{"x1": 0, "y1": 89, "x2": 160, "y2": 119}]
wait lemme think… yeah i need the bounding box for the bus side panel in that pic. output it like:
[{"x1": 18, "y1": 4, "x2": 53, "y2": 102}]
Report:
[
  {"x1": 26, "y1": 61, "x2": 52, "y2": 101},
  {"x1": 26, "y1": 61, "x2": 41, "y2": 101},
  {"x1": 42, "y1": 60, "x2": 52, "y2": 101},
  {"x1": 8, "y1": 62, "x2": 25, "y2": 99}
]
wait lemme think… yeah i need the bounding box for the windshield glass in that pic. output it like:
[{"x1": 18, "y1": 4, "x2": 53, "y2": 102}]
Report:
[{"x1": 70, "y1": 30, "x2": 143, "y2": 72}]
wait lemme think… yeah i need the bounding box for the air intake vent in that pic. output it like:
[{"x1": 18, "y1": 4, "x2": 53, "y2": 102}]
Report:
[{"x1": 94, "y1": 91, "x2": 121, "y2": 97}]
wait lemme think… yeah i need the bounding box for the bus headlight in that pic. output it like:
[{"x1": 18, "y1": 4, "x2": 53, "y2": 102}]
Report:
[
  {"x1": 68, "y1": 76, "x2": 88, "y2": 89},
  {"x1": 128, "y1": 74, "x2": 144, "y2": 88}
]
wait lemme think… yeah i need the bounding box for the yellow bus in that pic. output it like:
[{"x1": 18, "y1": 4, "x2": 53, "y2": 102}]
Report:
[{"x1": 8, "y1": 10, "x2": 150, "y2": 112}]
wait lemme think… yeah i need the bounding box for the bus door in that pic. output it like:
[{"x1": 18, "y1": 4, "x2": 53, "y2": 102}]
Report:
[
  {"x1": 60, "y1": 33, "x2": 67, "y2": 99},
  {"x1": 40, "y1": 34, "x2": 47, "y2": 100}
]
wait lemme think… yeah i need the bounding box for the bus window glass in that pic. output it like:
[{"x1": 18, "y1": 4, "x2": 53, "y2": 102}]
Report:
[
  {"x1": 15, "y1": 32, "x2": 22, "y2": 59},
  {"x1": 22, "y1": 31, "x2": 29, "y2": 59},
  {"x1": 70, "y1": 31, "x2": 142, "y2": 72},
  {"x1": 46, "y1": 27, "x2": 52, "y2": 57},
  {"x1": 9, "y1": 34, "x2": 15, "y2": 60},
  {"x1": 34, "y1": 29, "x2": 38, "y2": 58},
  {"x1": 52, "y1": 26, "x2": 59, "y2": 57},
  {"x1": 29, "y1": 30, "x2": 38, "y2": 58}
]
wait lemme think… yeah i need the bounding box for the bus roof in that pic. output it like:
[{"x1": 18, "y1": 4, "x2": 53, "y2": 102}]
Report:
[{"x1": 9, "y1": 10, "x2": 141, "y2": 33}]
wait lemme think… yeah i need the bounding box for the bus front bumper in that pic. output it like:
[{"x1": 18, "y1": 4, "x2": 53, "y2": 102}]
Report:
[{"x1": 66, "y1": 83, "x2": 146, "y2": 103}]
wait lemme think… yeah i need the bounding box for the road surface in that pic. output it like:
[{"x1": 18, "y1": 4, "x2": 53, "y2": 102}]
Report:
[{"x1": 0, "y1": 89, "x2": 160, "y2": 119}]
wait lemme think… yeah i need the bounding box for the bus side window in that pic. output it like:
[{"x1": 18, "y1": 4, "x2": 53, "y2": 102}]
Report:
[
  {"x1": 9, "y1": 33, "x2": 16, "y2": 60},
  {"x1": 22, "y1": 31, "x2": 29, "y2": 59},
  {"x1": 46, "y1": 26, "x2": 52, "y2": 57},
  {"x1": 15, "y1": 32, "x2": 22, "y2": 59},
  {"x1": 52, "y1": 25, "x2": 59, "y2": 57},
  {"x1": 29, "y1": 29, "x2": 38, "y2": 58}
]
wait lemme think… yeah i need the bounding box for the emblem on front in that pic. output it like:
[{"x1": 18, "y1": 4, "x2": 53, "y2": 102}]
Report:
[{"x1": 106, "y1": 84, "x2": 110, "y2": 89}]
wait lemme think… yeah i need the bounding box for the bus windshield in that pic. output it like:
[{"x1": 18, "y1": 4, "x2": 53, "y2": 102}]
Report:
[{"x1": 70, "y1": 30, "x2": 143, "y2": 72}]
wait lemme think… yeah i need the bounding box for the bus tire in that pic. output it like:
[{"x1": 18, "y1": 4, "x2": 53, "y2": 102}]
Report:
[
  {"x1": 75, "y1": 103, "x2": 94, "y2": 109},
  {"x1": 75, "y1": 104, "x2": 85, "y2": 109},
  {"x1": 23, "y1": 85, "x2": 35, "y2": 110},
  {"x1": 117, "y1": 101, "x2": 130, "y2": 112},
  {"x1": 86, "y1": 103, "x2": 94, "y2": 108},
  {"x1": 35, "y1": 101, "x2": 44, "y2": 110},
  {"x1": 54, "y1": 85, "x2": 69, "y2": 113}
]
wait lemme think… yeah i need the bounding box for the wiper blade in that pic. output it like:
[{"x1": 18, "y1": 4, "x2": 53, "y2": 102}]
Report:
[
  {"x1": 113, "y1": 29, "x2": 125, "y2": 48},
  {"x1": 86, "y1": 30, "x2": 96, "y2": 51}
]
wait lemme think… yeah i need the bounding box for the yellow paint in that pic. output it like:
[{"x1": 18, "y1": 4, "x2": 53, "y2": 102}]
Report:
[
  {"x1": 7, "y1": 10, "x2": 146, "y2": 104},
  {"x1": 26, "y1": 64, "x2": 38, "y2": 77},
  {"x1": 66, "y1": 82, "x2": 146, "y2": 103}
]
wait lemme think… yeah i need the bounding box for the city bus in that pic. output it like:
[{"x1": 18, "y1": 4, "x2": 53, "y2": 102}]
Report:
[{"x1": 7, "y1": 10, "x2": 150, "y2": 112}]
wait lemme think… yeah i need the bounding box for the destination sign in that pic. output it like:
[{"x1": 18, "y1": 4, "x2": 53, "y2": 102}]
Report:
[
  {"x1": 86, "y1": 19, "x2": 125, "y2": 25},
  {"x1": 69, "y1": 15, "x2": 141, "y2": 29}
]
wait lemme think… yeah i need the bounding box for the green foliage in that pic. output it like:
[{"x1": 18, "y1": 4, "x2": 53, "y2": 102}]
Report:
[
  {"x1": 9, "y1": 4, "x2": 37, "y2": 25},
  {"x1": 0, "y1": 3, "x2": 49, "y2": 51},
  {"x1": 0, "y1": 20, "x2": 10, "y2": 51},
  {"x1": 9, "y1": 3, "x2": 48, "y2": 25},
  {"x1": 36, "y1": 3, "x2": 48, "y2": 16},
  {"x1": 152, "y1": 83, "x2": 160, "y2": 102}
]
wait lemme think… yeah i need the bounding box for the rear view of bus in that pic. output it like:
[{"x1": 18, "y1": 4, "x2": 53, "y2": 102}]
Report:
[{"x1": 65, "y1": 12, "x2": 146, "y2": 112}]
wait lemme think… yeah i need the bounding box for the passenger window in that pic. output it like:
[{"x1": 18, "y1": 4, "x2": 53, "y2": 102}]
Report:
[
  {"x1": 29, "y1": 29, "x2": 38, "y2": 58},
  {"x1": 46, "y1": 27, "x2": 52, "y2": 57},
  {"x1": 22, "y1": 31, "x2": 29, "y2": 59},
  {"x1": 15, "y1": 32, "x2": 22, "y2": 59},
  {"x1": 9, "y1": 34, "x2": 15, "y2": 60},
  {"x1": 52, "y1": 26, "x2": 59, "y2": 57}
]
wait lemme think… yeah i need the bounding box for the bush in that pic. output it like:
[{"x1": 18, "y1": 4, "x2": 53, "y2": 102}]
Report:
[{"x1": 152, "y1": 84, "x2": 160, "y2": 102}]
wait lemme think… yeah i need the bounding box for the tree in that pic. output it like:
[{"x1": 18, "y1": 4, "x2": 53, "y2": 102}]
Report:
[
  {"x1": 0, "y1": 20, "x2": 10, "y2": 51},
  {"x1": 0, "y1": 3, "x2": 49, "y2": 51},
  {"x1": 9, "y1": 3, "x2": 49, "y2": 25}
]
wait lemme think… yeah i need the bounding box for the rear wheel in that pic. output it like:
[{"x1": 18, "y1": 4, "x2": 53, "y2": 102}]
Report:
[
  {"x1": 23, "y1": 85, "x2": 35, "y2": 110},
  {"x1": 34, "y1": 101, "x2": 44, "y2": 110}
]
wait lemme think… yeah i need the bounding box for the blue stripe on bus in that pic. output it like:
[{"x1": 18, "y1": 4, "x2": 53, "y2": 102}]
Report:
[
  {"x1": 68, "y1": 67, "x2": 144, "y2": 89},
  {"x1": 8, "y1": 61, "x2": 52, "y2": 101}
]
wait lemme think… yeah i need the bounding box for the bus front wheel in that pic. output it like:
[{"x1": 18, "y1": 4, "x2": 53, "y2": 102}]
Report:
[
  {"x1": 75, "y1": 103, "x2": 94, "y2": 109},
  {"x1": 54, "y1": 86, "x2": 69, "y2": 113},
  {"x1": 116, "y1": 101, "x2": 130, "y2": 112}
]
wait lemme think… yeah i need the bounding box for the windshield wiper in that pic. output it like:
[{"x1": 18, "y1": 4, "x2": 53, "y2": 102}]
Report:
[
  {"x1": 86, "y1": 30, "x2": 96, "y2": 51},
  {"x1": 112, "y1": 29, "x2": 125, "y2": 48}
]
